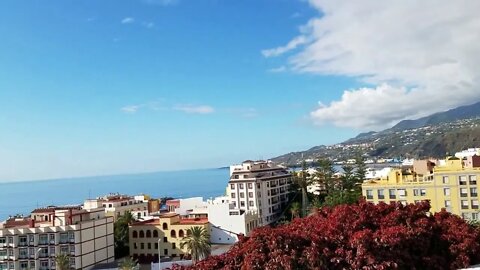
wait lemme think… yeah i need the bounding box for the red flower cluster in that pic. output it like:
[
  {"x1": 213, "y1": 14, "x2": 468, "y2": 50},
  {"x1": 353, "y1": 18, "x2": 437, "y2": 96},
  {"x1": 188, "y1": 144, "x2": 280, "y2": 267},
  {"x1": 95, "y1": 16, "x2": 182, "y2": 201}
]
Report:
[{"x1": 173, "y1": 201, "x2": 480, "y2": 270}]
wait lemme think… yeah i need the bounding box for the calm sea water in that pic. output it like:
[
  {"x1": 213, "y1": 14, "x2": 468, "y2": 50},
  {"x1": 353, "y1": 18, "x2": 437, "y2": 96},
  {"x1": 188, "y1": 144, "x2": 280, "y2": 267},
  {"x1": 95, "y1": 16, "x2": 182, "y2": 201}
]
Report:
[{"x1": 0, "y1": 168, "x2": 229, "y2": 220}]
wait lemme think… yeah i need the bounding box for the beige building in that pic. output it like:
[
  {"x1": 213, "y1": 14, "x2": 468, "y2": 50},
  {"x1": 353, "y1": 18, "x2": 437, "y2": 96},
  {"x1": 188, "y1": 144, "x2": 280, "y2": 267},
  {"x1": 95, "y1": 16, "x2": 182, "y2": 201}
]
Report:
[
  {"x1": 129, "y1": 213, "x2": 209, "y2": 263},
  {"x1": 227, "y1": 160, "x2": 293, "y2": 226},
  {"x1": 0, "y1": 203, "x2": 114, "y2": 270},
  {"x1": 362, "y1": 156, "x2": 480, "y2": 220},
  {"x1": 86, "y1": 194, "x2": 151, "y2": 221}
]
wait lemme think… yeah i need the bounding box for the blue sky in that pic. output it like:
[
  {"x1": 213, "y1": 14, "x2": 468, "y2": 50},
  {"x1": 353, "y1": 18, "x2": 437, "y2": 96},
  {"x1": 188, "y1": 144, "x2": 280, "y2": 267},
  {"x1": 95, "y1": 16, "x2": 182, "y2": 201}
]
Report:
[{"x1": 3, "y1": 0, "x2": 474, "y2": 181}]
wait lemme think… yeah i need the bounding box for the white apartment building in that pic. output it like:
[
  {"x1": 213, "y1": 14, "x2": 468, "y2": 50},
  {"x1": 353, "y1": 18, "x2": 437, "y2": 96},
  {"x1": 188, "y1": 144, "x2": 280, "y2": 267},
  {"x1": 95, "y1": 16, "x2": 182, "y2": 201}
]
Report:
[
  {"x1": 0, "y1": 202, "x2": 114, "y2": 270},
  {"x1": 87, "y1": 194, "x2": 150, "y2": 221},
  {"x1": 227, "y1": 160, "x2": 293, "y2": 226}
]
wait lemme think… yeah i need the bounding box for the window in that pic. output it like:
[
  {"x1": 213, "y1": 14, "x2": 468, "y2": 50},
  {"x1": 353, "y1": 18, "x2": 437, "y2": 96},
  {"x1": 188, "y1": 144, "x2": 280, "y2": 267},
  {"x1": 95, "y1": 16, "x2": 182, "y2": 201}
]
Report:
[
  {"x1": 39, "y1": 234, "x2": 48, "y2": 245},
  {"x1": 460, "y1": 188, "x2": 468, "y2": 197},
  {"x1": 133, "y1": 243, "x2": 138, "y2": 249},
  {"x1": 240, "y1": 201, "x2": 245, "y2": 207},
  {"x1": 472, "y1": 200, "x2": 479, "y2": 210},
  {"x1": 442, "y1": 176, "x2": 449, "y2": 184},
  {"x1": 179, "y1": 230, "x2": 185, "y2": 238},
  {"x1": 257, "y1": 183, "x2": 261, "y2": 189},
  {"x1": 234, "y1": 175, "x2": 239, "y2": 179},
  {"x1": 473, "y1": 213, "x2": 479, "y2": 220},
  {"x1": 153, "y1": 230, "x2": 158, "y2": 238},
  {"x1": 397, "y1": 189, "x2": 406, "y2": 197},
  {"x1": 68, "y1": 232, "x2": 75, "y2": 243},
  {"x1": 239, "y1": 183, "x2": 244, "y2": 189},
  {"x1": 60, "y1": 246, "x2": 69, "y2": 254},
  {"x1": 444, "y1": 200, "x2": 451, "y2": 208},
  {"x1": 19, "y1": 236, "x2": 27, "y2": 246},
  {"x1": 377, "y1": 189, "x2": 385, "y2": 199},
  {"x1": 472, "y1": 187, "x2": 478, "y2": 197},
  {"x1": 459, "y1": 176, "x2": 467, "y2": 185},
  {"x1": 170, "y1": 230, "x2": 176, "y2": 238},
  {"x1": 248, "y1": 192, "x2": 253, "y2": 198},
  {"x1": 243, "y1": 175, "x2": 249, "y2": 179},
  {"x1": 389, "y1": 189, "x2": 396, "y2": 199},
  {"x1": 163, "y1": 223, "x2": 168, "y2": 230},
  {"x1": 413, "y1": 189, "x2": 420, "y2": 196},
  {"x1": 231, "y1": 193, "x2": 236, "y2": 198},
  {"x1": 240, "y1": 193, "x2": 245, "y2": 198},
  {"x1": 139, "y1": 231, "x2": 145, "y2": 238},
  {"x1": 470, "y1": 175, "x2": 477, "y2": 185},
  {"x1": 132, "y1": 231, "x2": 138, "y2": 238},
  {"x1": 163, "y1": 237, "x2": 167, "y2": 243},
  {"x1": 59, "y1": 233, "x2": 68, "y2": 243},
  {"x1": 248, "y1": 183, "x2": 253, "y2": 189},
  {"x1": 49, "y1": 246, "x2": 55, "y2": 256},
  {"x1": 230, "y1": 184, "x2": 235, "y2": 190},
  {"x1": 366, "y1": 190, "x2": 373, "y2": 199},
  {"x1": 146, "y1": 230, "x2": 151, "y2": 238},
  {"x1": 444, "y1": 188, "x2": 451, "y2": 196},
  {"x1": 461, "y1": 200, "x2": 469, "y2": 209},
  {"x1": 172, "y1": 243, "x2": 176, "y2": 249},
  {"x1": 148, "y1": 243, "x2": 151, "y2": 249},
  {"x1": 140, "y1": 243, "x2": 144, "y2": 249},
  {"x1": 164, "y1": 249, "x2": 168, "y2": 255},
  {"x1": 420, "y1": 189, "x2": 426, "y2": 196},
  {"x1": 249, "y1": 201, "x2": 254, "y2": 207},
  {"x1": 154, "y1": 243, "x2": 158, "y2": 249}
]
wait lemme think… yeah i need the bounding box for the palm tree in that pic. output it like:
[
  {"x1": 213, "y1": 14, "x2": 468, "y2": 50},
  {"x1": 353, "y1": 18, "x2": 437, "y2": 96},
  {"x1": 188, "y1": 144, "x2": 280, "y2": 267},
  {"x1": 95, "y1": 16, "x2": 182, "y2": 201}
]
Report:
[
  {"x1": 293, "y1": 161, "x2": 313, "y2": 217},
  {"x1": 119, "y1": 257, "x2": 138, "y2": 270},
  {"x1": 180, "y1": 226, "x2": 211, "y2": 263},
  {"x1": 55, "y1": 254, "x2": 70, "y2": 270},
  {"x1": 121, "y1": 211, "x2": 135, "y2": 224},
  {"x1": 290, "y1": 202, "x2": 301, "y2": 220}
]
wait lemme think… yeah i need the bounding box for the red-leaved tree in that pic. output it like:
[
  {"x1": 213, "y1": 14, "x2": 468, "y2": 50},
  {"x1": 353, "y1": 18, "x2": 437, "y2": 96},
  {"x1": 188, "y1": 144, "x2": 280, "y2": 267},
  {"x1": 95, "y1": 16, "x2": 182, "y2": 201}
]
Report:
[{"x1": 172, "y1": 201, "x2": 480, "y2": 270}]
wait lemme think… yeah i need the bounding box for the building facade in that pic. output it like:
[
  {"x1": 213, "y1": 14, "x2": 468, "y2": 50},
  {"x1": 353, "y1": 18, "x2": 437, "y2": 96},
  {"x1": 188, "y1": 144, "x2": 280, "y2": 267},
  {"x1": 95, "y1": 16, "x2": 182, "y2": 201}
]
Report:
[
  {"x1": 129, "y1": 214, "x2": 209, "y2": 263},
  {"x1": 362, "y1": 157, "x2": 480, "y2": 220},
  {"x1": 227, "y1": 160, "x2": 293, "y2": 226},
  {"x1": 0, "y1": 203, "x2": 114, "y2": 270},
  {"x1": 86, "y1": 194, "x2": 152, "y2": 221}
]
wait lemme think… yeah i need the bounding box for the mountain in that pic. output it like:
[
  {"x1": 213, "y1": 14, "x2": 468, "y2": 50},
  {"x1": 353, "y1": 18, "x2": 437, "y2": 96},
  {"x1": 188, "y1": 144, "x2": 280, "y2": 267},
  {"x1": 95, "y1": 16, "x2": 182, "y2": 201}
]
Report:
[
  {"x1": 272, "y1": 101, "x2": 480, "y2": 165},
  {"x1": 391, "y1": 101, "x2": 480, "y2": 130}
]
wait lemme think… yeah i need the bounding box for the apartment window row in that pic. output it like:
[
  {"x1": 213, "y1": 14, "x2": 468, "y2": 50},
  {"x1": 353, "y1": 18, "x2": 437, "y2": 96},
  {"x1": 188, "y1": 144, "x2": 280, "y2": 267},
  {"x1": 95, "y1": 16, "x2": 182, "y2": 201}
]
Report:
[
  {"x1": 461, "y1": 199, "x2": 480, "y2": 210},
  {"x1": 230, "y1": 183, "x2": 254, "y2": 190},
  {"x1": 459, "y1": 175, "x2": 477, "y2": 185},
  {"x1": 366, "y1": 189, "x2": 406, "y2": 200},
  {"x1": 1, "y1": 233, "x2": 75, "y2": 247},
  {"x1": 134, "y1": 242, "x2": 160, "y2": 250},
  {"x1": 460, "y1": 187, "x2": 478, "y2": 197},
  {"x1": 132, "y1": 229, "x2": 187, "y2": 239}
]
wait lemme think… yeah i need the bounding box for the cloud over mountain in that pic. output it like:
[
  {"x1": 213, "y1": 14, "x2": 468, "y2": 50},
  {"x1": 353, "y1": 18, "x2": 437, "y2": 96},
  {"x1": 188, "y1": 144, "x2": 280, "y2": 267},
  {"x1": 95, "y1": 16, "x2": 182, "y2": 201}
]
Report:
[{"x1": 264, "y1": 0, "x2": 480, "y2": 130}]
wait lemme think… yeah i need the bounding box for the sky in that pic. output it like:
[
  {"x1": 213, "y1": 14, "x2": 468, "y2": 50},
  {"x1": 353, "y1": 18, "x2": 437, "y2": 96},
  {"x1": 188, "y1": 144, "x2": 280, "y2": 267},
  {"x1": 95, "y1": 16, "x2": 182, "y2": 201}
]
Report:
[{"x1": 0, "y1": 0, "x2": 479, "y2": 182}]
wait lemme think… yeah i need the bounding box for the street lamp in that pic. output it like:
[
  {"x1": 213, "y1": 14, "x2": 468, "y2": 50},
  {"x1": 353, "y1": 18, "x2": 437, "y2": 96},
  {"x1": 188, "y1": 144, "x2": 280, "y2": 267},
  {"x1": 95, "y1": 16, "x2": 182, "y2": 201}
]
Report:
[{"x1": 157, "y1": 239, "x2": 162, "y2": 270}]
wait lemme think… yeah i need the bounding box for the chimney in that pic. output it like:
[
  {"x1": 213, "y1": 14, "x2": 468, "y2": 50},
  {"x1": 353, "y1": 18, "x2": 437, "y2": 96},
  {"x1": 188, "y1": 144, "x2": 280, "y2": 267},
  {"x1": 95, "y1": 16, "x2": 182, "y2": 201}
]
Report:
[
  {"x1": 29, "y1": 219, "x2": 35, "y2": 228},
  {"x1": 52, "y1": 213, "x2": 55, "y2": 226}
]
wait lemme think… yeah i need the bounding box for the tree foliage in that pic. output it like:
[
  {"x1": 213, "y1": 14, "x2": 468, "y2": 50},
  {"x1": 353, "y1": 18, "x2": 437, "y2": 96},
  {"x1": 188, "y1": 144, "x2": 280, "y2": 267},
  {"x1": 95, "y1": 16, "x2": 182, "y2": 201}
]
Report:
[
  {"x1": 114, "y1": 211, "x2": 135, "y2": 258},
  {"x1": 173, "y1": 201, "x2": 480, "y2": 270},
  {"x1": 119, "y1": 257, "x2": 138, "y2": 270},
  {"x1": 55, "y1": 254, "x2": 70, "y2": 270},
  {"x1": 180, "y1": 226, "x2": 211, "y2": 263}
]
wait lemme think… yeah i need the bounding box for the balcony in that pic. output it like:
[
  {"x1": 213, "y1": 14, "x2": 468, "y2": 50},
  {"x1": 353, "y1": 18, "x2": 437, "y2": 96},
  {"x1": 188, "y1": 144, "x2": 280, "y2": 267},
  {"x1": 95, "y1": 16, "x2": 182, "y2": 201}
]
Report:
[
  {"x1": 472, "y1": 193, "x2": 478, "y2": 197},
  {"x1": 460, "y1": 193, "x2": 468, "y2": 198}
]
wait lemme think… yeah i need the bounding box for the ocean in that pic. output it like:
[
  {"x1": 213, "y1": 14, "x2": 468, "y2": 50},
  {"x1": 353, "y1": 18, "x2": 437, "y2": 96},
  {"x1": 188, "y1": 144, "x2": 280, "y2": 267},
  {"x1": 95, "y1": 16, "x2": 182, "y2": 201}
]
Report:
[{"x1": 0, "y1": 168, "x2": 229, "y2": 221}]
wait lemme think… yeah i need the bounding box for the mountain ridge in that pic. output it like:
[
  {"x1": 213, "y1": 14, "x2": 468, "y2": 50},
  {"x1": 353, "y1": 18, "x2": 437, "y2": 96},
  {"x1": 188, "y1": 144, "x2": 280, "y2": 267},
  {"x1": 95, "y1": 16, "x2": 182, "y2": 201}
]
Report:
[{"x1": 272, "y1": 101, "x2": 480, "y2": 165}]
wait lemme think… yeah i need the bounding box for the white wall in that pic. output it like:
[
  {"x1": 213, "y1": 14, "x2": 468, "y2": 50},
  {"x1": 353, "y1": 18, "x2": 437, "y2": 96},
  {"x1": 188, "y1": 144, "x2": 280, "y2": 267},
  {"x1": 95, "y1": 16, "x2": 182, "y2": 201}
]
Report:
[{"x1": 174, "y1": 197, "x2": 206, "y2": 216}]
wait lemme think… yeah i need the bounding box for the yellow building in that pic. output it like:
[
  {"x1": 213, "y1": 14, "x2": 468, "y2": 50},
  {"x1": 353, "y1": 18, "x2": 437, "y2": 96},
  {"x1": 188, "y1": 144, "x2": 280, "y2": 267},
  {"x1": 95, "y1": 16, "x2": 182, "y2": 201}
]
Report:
[
  {"x1": 362, "y1": 157, "x2": 480, "y2": 220},
  {"x1": 129, "y1": 213, "x2": 209, "y2": 263}
]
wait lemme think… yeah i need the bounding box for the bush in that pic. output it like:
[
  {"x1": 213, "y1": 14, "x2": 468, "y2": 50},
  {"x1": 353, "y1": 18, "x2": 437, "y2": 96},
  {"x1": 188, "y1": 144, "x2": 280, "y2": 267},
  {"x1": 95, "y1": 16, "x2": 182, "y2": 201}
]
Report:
[{"x1": 173, "y1": 201, "x2": 480, "y2": 270}]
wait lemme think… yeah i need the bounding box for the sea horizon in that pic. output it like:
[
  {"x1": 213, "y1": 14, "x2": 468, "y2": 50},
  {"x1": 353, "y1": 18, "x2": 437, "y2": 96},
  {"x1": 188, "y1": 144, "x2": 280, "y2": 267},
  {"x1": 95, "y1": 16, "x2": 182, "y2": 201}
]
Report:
[{"x1": 0, "y1": 167, "x2": 230, "y2": 220}]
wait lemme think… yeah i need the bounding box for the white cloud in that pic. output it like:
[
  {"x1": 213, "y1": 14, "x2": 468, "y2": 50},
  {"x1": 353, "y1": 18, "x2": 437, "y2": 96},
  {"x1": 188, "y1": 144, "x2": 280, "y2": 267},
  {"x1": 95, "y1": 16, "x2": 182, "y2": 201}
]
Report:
[
  {"x1": 174, "y1": 105, "x2": 215, "y2": 114},
  {"x1": 121, "y1": 17, "x2": 135, "y2": 24},
  {"x1": 121, "y1": 105, "x2": 141, "y2": 114},
  {"x1": 262, "y1": 36, "x2": 309, "y2": 58},
  {"x1": 142, "y1": 21, "x2": 155, "y2": 29},
  {"x1": 268, "y1": 66, "x2": 287, "y2": 73},
  {"x1": 264, "y1": 0, "x2": 480, "y2": 130}
]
